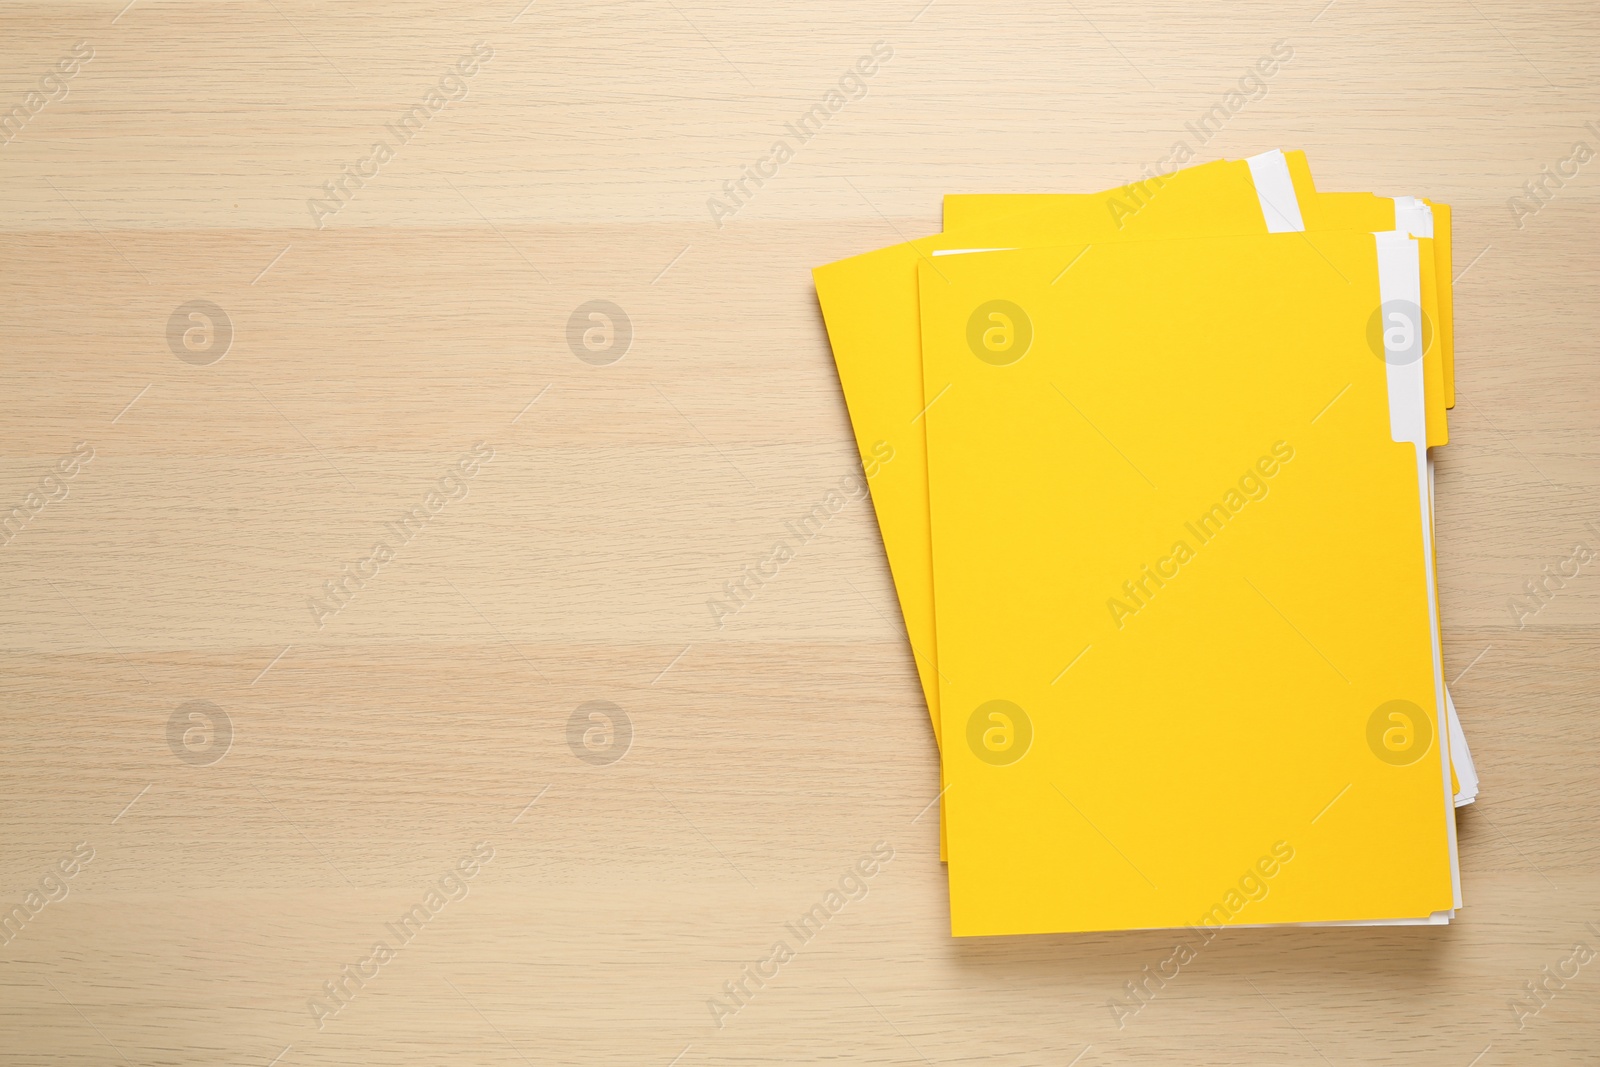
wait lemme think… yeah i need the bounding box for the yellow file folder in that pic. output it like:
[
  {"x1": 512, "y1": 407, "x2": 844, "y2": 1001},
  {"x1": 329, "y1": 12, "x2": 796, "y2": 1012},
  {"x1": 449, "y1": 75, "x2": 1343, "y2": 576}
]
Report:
[{"x1": 917, "y1": 234, "x2": 1455, "y2": 934}]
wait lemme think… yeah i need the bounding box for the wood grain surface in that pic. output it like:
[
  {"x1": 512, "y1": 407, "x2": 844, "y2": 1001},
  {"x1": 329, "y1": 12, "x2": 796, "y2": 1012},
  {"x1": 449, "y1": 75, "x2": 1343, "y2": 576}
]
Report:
[{"x1": 2, "y1": 2, "x2": 1597, "y2": 1064}]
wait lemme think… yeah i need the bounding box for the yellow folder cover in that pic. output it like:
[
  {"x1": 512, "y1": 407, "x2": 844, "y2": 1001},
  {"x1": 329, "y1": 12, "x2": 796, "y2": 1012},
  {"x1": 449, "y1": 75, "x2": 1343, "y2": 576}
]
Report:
[{"x1": 918, "y1": 234, "x2": 1455, "y2": 934}]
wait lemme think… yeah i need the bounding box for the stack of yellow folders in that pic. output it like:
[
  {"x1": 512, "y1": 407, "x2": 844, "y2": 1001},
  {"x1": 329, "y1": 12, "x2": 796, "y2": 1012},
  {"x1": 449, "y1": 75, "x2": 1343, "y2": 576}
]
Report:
[{"x1": 814, "y1": 150, "x2": 1478, "y2": 937}]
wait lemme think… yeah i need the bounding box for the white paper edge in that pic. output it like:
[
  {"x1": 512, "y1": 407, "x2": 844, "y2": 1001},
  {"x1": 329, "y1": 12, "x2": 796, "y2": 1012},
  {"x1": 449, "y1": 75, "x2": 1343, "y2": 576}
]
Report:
[{"x1": 1246, "y1": 148, "x2": 1305, "y2": 232}]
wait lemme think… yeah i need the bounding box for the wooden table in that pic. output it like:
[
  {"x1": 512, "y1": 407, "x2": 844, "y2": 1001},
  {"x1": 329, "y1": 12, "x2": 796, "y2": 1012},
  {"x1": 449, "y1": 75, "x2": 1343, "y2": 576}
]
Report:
[{"x1": 3, "y1": 2, "x2": 1597, "y2": 1063}]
